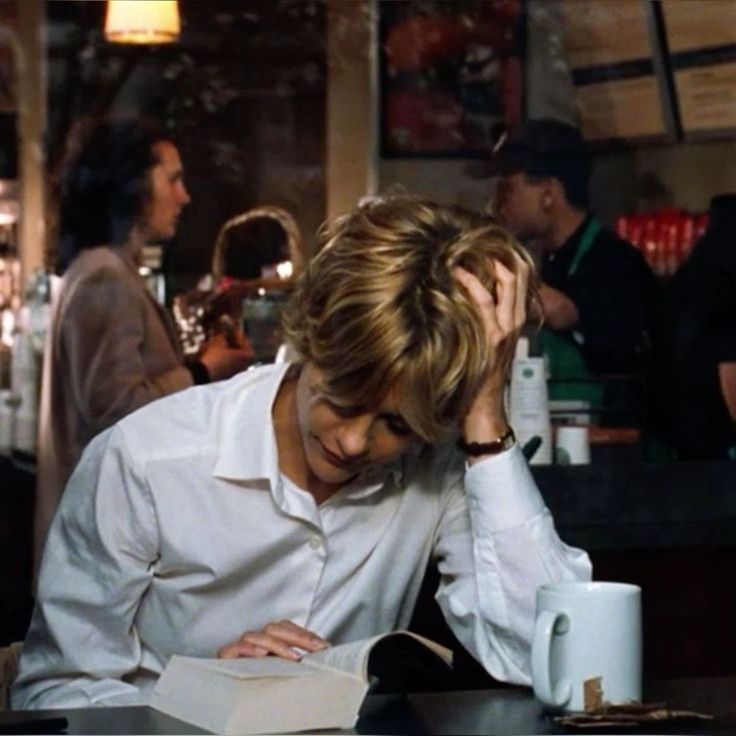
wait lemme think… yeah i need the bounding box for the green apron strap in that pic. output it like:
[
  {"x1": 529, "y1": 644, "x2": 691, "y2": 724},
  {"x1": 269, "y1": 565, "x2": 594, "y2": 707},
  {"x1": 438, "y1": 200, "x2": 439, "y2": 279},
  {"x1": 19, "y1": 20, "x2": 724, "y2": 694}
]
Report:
[
  {"x1": 568, "y1": 217, "x2": 601, "y2": 277},
  {"x1": 541, "y1": 216, "x2": 603, "y2": 406}
]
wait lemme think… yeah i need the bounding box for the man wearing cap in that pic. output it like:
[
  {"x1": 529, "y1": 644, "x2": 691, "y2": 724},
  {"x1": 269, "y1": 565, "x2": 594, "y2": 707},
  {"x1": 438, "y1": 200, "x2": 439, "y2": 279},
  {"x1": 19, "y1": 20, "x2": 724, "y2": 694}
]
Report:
[{"x1": 492, "y1": 118, "x2": 656, "y2": 409}]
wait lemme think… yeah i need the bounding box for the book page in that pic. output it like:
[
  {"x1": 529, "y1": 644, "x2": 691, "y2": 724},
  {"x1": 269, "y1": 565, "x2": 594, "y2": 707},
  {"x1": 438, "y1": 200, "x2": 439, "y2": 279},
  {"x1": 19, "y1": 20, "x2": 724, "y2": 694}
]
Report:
[
  {"x1": 306, "y1": 635, "x2": 384, "y2": 682},
  {"x1": 191, "y1": 655, "x2": 307, "y2": 678},
  {"x1": 305, "y1": 630, "x2": 453, "y2": 684},
  {"x1": 398, "y1": 631, "x2": 453, "y2": 664},
  {"x1": 365, "y1": 632, "x2": 454, "y2": 692}
]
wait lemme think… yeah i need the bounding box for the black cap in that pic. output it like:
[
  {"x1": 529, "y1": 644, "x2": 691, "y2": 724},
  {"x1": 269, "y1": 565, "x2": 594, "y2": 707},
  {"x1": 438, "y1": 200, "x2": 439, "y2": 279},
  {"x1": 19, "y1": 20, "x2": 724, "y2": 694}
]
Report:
[{"x1": 491, "y1": 118, "x2": 588, "y2": 180}]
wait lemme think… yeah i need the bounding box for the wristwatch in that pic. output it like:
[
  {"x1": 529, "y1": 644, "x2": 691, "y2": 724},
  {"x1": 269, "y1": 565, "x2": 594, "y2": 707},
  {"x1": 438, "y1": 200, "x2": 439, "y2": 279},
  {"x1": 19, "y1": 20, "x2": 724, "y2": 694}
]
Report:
[{"x1": 457, "y1": 427, "x2": 516, "y2": 456}]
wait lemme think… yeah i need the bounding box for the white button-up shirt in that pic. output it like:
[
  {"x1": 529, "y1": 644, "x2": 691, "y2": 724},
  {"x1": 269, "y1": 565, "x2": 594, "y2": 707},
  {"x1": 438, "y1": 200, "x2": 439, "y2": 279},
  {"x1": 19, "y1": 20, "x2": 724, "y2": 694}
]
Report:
[{"x1": 13, "y1": 363, "x2": 591, "y2": 709}]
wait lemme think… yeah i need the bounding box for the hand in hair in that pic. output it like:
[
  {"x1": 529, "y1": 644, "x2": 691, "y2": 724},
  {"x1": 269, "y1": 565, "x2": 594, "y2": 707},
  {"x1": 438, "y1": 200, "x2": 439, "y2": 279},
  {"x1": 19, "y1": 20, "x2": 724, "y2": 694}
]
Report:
[{"x1": 453, "y1": 256, "x2": 530, "y2": 461}]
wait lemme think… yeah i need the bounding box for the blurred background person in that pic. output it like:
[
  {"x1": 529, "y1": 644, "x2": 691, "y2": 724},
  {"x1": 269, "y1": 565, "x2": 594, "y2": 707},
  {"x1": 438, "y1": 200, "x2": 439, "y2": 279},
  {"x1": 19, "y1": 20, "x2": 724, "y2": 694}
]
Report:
[
  {"x1": 492, "y1": 118, "x2": 657, "y2": 415},
  {"x1": 35, "y1": 116, "x2": 253, "y2": 573},
  {"x1": 654, "y1": 194, "x2": 736, "y2": 459}
]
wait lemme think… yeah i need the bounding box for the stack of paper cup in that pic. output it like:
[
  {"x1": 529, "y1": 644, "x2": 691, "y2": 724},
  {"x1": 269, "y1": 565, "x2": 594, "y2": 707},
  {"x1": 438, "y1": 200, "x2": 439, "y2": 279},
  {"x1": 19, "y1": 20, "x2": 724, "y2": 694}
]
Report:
[
  {"x1": 555, "y1": 426, "x2": 590, "y2": 465},
  {"x1": 509, "y1": 338, "x2": 552, "y2": 465}
]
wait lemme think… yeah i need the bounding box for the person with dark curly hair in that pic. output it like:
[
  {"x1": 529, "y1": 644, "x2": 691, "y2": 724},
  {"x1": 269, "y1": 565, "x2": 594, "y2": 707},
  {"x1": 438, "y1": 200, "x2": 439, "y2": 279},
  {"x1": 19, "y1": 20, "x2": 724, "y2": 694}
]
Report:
[{"x1": 34, "y1": 116, "x2": 253, "y2": 571}]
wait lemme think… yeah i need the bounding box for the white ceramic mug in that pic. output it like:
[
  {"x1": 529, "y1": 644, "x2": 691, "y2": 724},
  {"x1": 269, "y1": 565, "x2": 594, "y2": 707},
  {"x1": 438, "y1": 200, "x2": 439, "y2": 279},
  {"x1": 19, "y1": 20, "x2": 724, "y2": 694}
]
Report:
[
  {"x1": 532, "y1": 582, "x2": 642, "y2": 712},
  {"x1": 555, "y1": 426, "x2": 590, "y2": 465}
]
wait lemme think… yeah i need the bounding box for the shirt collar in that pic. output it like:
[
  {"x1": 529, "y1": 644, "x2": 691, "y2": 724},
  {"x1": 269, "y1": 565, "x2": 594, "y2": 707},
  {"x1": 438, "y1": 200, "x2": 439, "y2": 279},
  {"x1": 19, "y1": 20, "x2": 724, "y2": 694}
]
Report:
[{"x1": 211, "y1": 363, "x2": 291, "y2": 485}]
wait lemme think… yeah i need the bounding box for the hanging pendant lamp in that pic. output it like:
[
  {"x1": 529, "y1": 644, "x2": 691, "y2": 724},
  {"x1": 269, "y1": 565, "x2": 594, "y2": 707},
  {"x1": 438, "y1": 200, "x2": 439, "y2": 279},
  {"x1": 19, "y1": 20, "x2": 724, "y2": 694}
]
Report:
[{"x1": 104, "y1": 0, "x2": 181, "y2": 45}]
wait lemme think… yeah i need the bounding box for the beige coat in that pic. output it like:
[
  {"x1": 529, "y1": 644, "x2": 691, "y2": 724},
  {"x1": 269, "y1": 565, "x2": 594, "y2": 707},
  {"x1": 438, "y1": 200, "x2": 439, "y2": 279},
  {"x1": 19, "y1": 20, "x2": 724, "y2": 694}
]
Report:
[{"x1": 35, "y1": 245, "x2": 193, "y2": 571}]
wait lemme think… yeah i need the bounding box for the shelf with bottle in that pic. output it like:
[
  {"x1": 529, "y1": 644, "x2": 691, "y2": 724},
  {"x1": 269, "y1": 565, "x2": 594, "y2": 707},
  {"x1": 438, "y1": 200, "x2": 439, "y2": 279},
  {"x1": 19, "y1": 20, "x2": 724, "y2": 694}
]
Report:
[{"x1": 0, "y1": 266, "x2": 52, "y2": 459}]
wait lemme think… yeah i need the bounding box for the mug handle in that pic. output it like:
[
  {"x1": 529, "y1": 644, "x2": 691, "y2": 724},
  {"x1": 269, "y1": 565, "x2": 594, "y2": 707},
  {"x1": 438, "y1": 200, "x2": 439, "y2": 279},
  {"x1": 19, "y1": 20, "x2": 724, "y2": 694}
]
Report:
[{"x1": 532, "y1": 610, "x2": 572, "y2": 708}]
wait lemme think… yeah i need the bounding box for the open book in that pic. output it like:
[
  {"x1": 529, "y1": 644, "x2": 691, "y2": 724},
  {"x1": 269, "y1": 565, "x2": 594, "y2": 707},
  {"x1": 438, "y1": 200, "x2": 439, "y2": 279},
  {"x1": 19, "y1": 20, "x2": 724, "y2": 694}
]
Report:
[{"x1": 150, "y1": 630, "x2": 453, "y2": 735}]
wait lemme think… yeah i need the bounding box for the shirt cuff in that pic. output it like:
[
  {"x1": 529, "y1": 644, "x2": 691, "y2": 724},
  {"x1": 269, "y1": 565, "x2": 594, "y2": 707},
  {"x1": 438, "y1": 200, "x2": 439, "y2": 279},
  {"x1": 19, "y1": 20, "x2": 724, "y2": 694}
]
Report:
[{"x1": 464, "y1": 444, "x2": 546, "y2": 532}]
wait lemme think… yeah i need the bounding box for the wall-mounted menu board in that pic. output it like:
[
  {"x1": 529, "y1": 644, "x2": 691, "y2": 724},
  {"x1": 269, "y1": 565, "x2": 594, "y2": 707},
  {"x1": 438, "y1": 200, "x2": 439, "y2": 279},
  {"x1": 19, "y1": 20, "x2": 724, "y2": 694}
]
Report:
[
  {"x1": 558, "y1": 0, "x2": 668, "y2": 142},
  {"x1": 661, "y1": 0, "x2": 736, "y2": 136}
]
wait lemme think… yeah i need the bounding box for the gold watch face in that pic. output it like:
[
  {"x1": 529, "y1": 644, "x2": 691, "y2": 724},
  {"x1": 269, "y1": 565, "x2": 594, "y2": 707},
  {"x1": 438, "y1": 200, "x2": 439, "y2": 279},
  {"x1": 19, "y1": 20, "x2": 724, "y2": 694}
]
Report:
[{"x1": 501, "y1": 432, "x2": 516, "y2": 451}]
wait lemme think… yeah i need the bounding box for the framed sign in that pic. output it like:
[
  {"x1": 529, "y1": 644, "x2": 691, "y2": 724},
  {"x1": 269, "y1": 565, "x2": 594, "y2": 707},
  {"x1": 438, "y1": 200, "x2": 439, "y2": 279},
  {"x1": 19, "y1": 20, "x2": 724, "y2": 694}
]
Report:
[
  {"x1": 559, "y1": 0, "x2": 669, "y2": 142},
  {"x1": 661, "y1": 0, "x2": 736, "y2": 137},
  {"x1": 379, "y1": 0, "x2": 524, "y2": 158}
]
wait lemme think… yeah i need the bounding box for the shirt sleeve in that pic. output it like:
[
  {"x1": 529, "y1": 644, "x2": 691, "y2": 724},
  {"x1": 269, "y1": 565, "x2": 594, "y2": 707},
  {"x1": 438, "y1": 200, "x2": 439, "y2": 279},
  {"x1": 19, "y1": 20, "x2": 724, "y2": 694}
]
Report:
[
  {"x1": 61, "y1": 269, "x2": 192, "y2": 439},
  {"x1": 11, "y1": 426, "x2": 159, "y2": 709},
  {"x1": 432, "y1": 444, "x2": 592, "y2": 685}
]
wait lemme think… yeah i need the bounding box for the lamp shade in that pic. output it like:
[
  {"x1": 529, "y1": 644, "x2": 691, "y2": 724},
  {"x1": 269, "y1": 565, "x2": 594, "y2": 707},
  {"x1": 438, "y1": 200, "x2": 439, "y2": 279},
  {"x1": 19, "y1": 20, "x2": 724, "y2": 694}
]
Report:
[{"x1": 104, "y1": 0, "x2": 180, "y2": 44}]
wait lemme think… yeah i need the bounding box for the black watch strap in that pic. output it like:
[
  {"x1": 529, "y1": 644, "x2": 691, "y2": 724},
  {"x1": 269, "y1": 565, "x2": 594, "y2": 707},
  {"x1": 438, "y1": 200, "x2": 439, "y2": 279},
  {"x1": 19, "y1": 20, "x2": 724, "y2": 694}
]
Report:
[
  {"x1": 186, "y1": 359, "x2": 210, "y2": 385},
  {"x1": 458, "y1": 427, "x2": 516, "y2": 456}
]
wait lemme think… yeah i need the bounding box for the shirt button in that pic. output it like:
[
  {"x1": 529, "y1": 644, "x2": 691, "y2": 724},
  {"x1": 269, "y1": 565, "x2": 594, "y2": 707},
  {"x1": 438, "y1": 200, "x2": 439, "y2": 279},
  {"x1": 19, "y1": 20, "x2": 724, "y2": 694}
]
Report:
[{"x1": 308, "y1": 536, "x2": 322, "y2": 549}]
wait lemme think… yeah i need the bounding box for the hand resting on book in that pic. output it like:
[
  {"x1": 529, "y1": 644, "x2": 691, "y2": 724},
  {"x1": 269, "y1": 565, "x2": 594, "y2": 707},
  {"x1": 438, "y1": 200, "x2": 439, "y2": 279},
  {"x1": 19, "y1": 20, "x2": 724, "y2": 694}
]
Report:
[{"x1": 217, "y1": 619, "x2": 330, "y2": 661}]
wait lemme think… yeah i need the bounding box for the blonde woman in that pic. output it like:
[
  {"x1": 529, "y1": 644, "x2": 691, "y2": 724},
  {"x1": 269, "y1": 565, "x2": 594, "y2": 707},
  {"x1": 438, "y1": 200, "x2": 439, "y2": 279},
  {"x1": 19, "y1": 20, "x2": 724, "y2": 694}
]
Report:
[{"x1": 13, "y1": 197, "x2": 590, "y2": 709}]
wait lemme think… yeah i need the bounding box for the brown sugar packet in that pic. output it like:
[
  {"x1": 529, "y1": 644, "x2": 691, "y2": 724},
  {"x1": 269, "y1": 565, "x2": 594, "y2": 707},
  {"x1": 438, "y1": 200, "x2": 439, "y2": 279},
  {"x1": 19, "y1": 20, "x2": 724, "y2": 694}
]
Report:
[
  {"x1": 555, "y1": 702, "x2": 714, "y2": 729},
  {"x1": 584, "y1": 677, "x2": 603, "y2": 710}
]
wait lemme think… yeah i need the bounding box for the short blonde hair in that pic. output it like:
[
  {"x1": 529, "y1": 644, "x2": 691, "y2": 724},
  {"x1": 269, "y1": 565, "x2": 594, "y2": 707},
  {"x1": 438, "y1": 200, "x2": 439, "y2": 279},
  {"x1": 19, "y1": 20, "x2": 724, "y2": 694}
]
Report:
[{"x1": 282, "y1": 197, "x2": 538, "y2": 442}]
